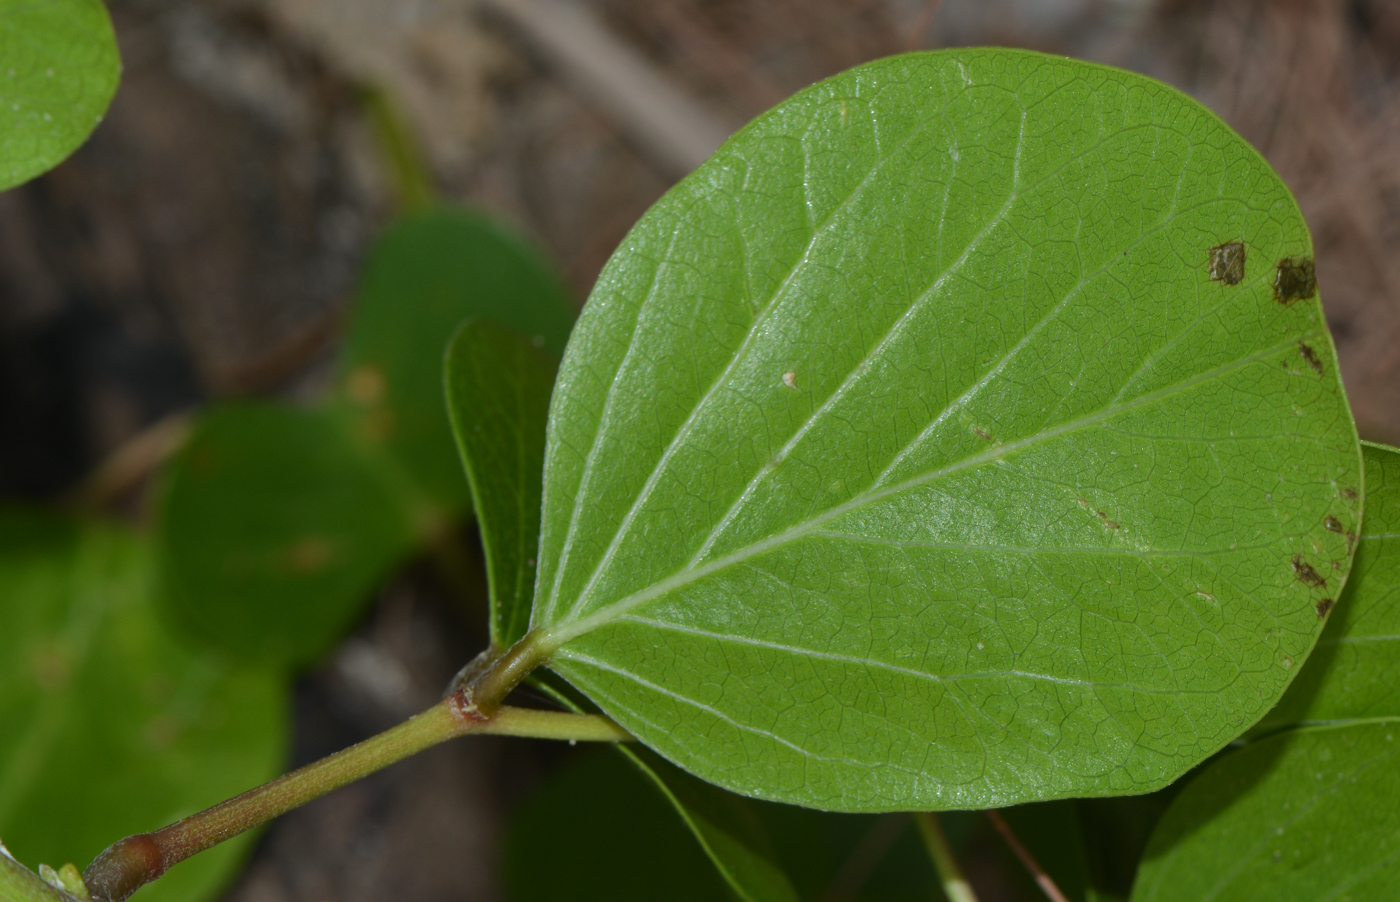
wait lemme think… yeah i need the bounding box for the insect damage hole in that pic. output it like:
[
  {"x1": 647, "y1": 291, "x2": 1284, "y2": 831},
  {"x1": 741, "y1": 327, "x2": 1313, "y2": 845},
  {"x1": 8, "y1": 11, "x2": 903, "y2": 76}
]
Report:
[
  {"x1": 1208, "y1": 241, "x2": 1246, "y2": 284},
  {"x1": 1274, "y1": 257, "x2": 1317, "y2": 303},
  {"x1": 1316, "y1": 598, "x2": 1336, "y2": 618}
]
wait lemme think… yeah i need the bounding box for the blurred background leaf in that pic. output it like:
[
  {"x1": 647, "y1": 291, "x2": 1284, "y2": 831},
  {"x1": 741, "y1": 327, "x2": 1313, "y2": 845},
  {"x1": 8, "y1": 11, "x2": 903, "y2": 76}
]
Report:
[{"x1": 0, "y1": 509, "x2": 286, "y2": 902}]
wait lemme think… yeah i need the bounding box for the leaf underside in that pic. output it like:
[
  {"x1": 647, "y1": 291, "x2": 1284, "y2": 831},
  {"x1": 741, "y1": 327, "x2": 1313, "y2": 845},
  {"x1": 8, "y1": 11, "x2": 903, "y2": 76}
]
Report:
[
  {"x1": 0, "y1": 0, "x2": 120, "y2": 190},
  {"x1": 532, "y1": 49, "x2": 1361, "y2": 811},
  {"x1": 1131, "y1": 443, "x2": 1400, "y2": 901}
]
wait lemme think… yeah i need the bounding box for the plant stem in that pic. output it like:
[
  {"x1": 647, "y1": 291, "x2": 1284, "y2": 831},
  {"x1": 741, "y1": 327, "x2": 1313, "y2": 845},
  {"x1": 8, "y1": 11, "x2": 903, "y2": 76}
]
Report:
[
  {"x1": 915, "y1": 813, "x2": 979, "y2": 902},
  {"x1": 81, "y1": 683, "x2": 622, "y2": 902},
  {"x1": 984, "y1": 810, "x2": 1070, "y2": 902}
]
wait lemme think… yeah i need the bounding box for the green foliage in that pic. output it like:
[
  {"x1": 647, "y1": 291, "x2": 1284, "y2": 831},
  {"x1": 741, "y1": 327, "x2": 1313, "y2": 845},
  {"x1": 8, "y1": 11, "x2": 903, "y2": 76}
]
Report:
[
  {"x1": 1130, "y1": 442, "x2": 1400, "y2": 901},
  {"x1": 157, "y1": 404, "x2": 421, "y2": 665},
  {"x1": 0, "y1": 511, "x2": 285, "y2": 902},
  {"x1": 0, "y1": 0, "x2": 120, "y2": 190},
  {"x1": 1133, "y1": 723, "x2": 1400, "y2": 901},
  {"x1": 529, "y1": 47, "x2": 1361, "y2": 811},
  {"x1": 156, "y1": 208, "x2": 574, "y2": 667},
  {"x1": 445, "y1": 322, "x2": 558, "y2": 648},
  {"x1": 341, "y1": 208, "x2": 575, "y2": 518},
  {"x1": 1253, "y1": 441, "x2": 1400, "y2": 731}
]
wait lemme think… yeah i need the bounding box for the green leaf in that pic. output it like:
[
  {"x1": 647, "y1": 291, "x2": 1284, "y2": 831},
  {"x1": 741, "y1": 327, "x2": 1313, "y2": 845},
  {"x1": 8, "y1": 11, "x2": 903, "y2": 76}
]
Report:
[
  {"x1": 503, "y1": 748, "x2": 739, "y2": 902},
  {"x1": 341, "y1": 208, "x2": 574, "y2": 518},
  {"x1": 1254, "y1": 441, "x2": 1400, "y2": 731},
  {"x1": 1131, "y1": 721, "x2": 1400, "y2": 901},
  {"x1": 1, "y1": 852, "x2": 87, "y2": 902},
  {"x1": 530, "y1": 48, "x2": 1361, "y2": 810},
  {"x1": 0, "y1": 0, "x2": 119, "y2": 191},
  {"x1": 156, "y1": 403, "x2": 420, "y2": 665},
  {"x1": 445, "y1": 321, "x2": 558, "y2": 648},
  {"x1": 525, "y1": 671, "x2": 799, "y2": 902},
  {"x1": 0, "y1": 511, "x2": 286, "y2": 902}
]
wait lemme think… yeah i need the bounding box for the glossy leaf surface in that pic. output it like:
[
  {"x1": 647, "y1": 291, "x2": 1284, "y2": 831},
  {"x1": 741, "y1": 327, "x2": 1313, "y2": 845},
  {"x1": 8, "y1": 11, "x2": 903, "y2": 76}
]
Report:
[
  {"x1": 1132, "y1": 722, "x2": 1400, "y2": 901},
  {"x1": 0, "y1": 0, "x2": 119, "y2": 190},
  {"x1": 342, "y1": 208, "x2": 574, "y2": 517},
  {"x1": 1255, "y1": 442, "x2": 1400, "y2": 731},
  {"x1": 532, "y1": 48, "x2": 1360, "y2": 810},
  {"x1": 0, "y1": 512, "x2": 286, "y2": 902},
  {"x1": 157, "y1": 403, "x2": 419, "y2": 665},
  {"x1": 445, "y1": 322, "x2": 558, "y2": 647}
]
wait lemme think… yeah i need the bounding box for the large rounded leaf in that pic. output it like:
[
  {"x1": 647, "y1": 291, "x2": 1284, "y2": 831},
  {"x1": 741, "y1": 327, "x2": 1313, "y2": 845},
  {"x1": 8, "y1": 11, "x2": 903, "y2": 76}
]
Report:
[
  {"x1": 530, "y1": 49, "x2": 1360, "y2": 810},
  {"x1": 0, "y1": 0, "x2": 120, "y2": 190},
  {"x1": 0, "y1": 511, "x2": 285, "y2": 902}
]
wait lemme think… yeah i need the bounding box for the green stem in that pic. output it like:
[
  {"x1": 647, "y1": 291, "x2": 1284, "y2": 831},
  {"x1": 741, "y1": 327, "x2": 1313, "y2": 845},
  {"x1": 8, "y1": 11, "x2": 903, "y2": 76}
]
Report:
[
  {"x1": 1, "y1": 849, "x2": 86, "y2": 902},
  {"x1": 915, "y1": 813, "x2": 978, "y2": 902},
  {"x1": 82, "y1": 658, "x2": 620, "y2": 902}
]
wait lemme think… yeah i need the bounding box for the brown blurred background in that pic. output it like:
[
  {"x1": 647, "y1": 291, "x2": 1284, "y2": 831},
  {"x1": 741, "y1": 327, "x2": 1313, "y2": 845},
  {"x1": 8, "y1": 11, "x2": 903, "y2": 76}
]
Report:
[{"x1": 1, "y1": 1, "x2": 1397, "y2": 899}]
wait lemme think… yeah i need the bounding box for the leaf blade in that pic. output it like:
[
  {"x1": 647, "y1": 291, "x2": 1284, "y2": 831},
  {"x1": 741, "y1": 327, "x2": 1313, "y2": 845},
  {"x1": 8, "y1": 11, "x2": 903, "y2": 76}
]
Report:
[
  {"x1": 0, "y1": 0, "x2": 120, "y2": 190},
  {"x1": 445, "y1": 322, "x2": 558, "y2": 648},
  {"x1": 535, "y1": 49, "x2": 1361, "y2": 810},
  {"x1": 1131, "y1": 721, "x2": 1400, "y2": 901}
]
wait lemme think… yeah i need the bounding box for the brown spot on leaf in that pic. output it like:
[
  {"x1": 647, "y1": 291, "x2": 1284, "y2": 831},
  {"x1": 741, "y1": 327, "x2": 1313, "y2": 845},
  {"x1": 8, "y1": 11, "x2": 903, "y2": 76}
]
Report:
[
  {"x1": 973, "y1": 427, "x2": 993, "y2": 441},
  {"x1": 1274, "y1": 257, "x2": 1317, "y2": 303},
  {"x1": 1292, "y1": 554, "x2": 1326, "y2": 588},
  {"x1": 1297, "y1": 341, "x2": 1324, "y2": 375},
  {"x1": 1208, "y1": 241, "x2": 1246, "y2": 284},
  {"x1": 1324, "y1": 515, "x2": 1344, "y2": 533},
  {"x1": 1094, "y1": 509, "x2": 1120, "y2": 530},
  {"x1": 1341, "y1": 487, "x2": 1359, "y2": 501},
  {"x1": 1316, "y1": 597, "x2": 1336, "y2": 618}
]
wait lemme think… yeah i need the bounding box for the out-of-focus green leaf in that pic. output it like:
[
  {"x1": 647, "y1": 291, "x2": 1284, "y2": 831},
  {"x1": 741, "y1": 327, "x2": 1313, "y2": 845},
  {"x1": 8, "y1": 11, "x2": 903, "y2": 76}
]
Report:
[
  {"x1": 341, "y1": 208, "x2": 574, "y2": 518},
  {"x1": 1132, "y1": 721, "x2": 1400, "y2": 901},
  {"x1": 0, "y1": 0, "x2": 120, "y2": 190},
  {"x1": 156, "y1": 403, "x2": 420, "y2": 665},
  {"x1": 0, "y1": 510, "x2": 286, "y2": 902},
  {"x1": 1254, "y1": 441, "x2": 1400, "y2": 732},
  {"x1": 503, "y1": 748, "x2": 738, "y2": 902},
  {"x1": 445, "y1": 321, "x2": 558, "y2": 648},
  {"x1": 531, "y1": 47, "x2": 1360, "y2": 811}
]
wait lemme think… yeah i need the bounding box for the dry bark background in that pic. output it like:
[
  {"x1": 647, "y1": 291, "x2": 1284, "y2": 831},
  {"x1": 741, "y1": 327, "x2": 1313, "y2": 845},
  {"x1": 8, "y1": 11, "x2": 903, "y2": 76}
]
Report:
[{"x1": 1, "y1": 1, "x2": 1397, "y2": 899}]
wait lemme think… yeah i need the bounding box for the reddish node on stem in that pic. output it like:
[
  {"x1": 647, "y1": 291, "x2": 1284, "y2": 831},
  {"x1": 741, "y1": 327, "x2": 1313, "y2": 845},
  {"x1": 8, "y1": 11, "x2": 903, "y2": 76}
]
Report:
[{"x1": 83, "y1": 833, "x2": 165, "y2": 902}]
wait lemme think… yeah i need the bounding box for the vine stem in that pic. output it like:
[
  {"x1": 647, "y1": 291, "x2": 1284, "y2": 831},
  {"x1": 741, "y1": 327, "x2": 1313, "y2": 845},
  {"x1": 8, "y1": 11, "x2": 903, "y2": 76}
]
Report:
[
  {"x1": 82, "y1": 634, "x2": 607, "y2": 902},
  {"x1": 914, "y1": 812, "x2": 979, "y2": 902},
  {"x1": 984, "y1": 809, "x2": 1071, "y2": 902}
]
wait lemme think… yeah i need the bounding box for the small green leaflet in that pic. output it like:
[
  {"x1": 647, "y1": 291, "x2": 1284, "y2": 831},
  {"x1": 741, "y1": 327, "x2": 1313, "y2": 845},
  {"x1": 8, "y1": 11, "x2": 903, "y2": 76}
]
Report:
[
  {"x1": 529, "y1": 48, "x2": 1360, "y2": 811},
  {"x1": 0, "y1": 0, "x2": 120, "y2": 190},
  {"x1": 445, "y1": 322, "x2": 558, "y2": 648},
  {"x1": 1254, "y1": 441, "x2": 1400, "y2": 732},
  {"x1": 1130, "y1": 442, "x2": 1400, "y2": 901},
  {"x1": 0, "y1": 511, "x2": 286, "y2": 902},
  {"x1": 342, "y1": 208, "x2": 575, "y2": 519},
  {"x1": 157, "y1": 403, "x2": 420, "y2": 665},
  {"x1": 1132, "y1": 723, "x2": 1400, "y2": 901}
]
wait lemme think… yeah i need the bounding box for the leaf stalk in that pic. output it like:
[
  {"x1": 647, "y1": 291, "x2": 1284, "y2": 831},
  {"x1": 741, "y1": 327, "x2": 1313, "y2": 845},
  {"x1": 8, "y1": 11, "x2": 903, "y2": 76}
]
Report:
[{"x1": 915, "y1": 812, "x2": 979, "y2": 902}]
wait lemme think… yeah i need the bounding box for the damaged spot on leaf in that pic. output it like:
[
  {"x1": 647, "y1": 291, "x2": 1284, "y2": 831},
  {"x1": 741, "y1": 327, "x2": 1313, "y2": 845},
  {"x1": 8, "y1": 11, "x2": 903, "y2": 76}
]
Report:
[
  {"x1": 1292, "y1": 554, "x2": 1326, "y2": 588},
  {"x1": 1341, "y1": 487, "x2": 1359, "y2": 501},
  {"x1": 973, "y1": 427, "x2": 993, "y2": 441},
  {"x1": 1324, "y1": 515, "x2": 1344, "y2": 533},
  {"x1": 1273, "y1": 257, "x2": 1317, "y2": 303},
  {"x1": 1208, "y1": 241, "x2": 1245, "y2": 284},
  {"x1": 1297, "y1": 341, "x2": 1324, "y2": 375},
  {"x1": 1316, "y1": 597, "x2": 1336, "y2": 618}
]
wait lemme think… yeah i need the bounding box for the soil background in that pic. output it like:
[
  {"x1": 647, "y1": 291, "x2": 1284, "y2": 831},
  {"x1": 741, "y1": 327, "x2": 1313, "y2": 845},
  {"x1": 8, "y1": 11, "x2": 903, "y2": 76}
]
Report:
[{"x1": 2, "y1": 1, "x2": 1398, "y2": 900}]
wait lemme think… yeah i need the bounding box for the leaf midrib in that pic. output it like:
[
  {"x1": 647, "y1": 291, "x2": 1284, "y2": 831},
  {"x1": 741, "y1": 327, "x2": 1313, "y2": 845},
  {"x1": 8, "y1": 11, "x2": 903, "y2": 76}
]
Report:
[{"x1": 540, "y1": 329, "x2": 1320, "y2": 651}]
